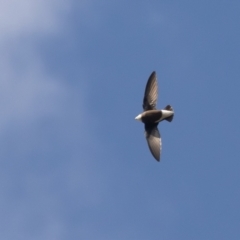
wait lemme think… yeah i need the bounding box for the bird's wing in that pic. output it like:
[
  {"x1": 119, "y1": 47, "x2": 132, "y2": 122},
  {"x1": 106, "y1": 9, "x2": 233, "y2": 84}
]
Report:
[
  {"x1": 143, "y1": 71, "x2": 158, "y2": 111},
  {"x1": 145, "y1": 124, "x2": 161, "y2": 161}
]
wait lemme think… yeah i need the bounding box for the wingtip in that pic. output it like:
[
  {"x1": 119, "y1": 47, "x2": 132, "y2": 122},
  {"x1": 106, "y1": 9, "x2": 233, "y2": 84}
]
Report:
[
  {"x1": 150, "y1": 71, "x2": 156, "y2": 77},
  {"x1": 143, "y1": 71, "x2": 158, "y2": 111}
]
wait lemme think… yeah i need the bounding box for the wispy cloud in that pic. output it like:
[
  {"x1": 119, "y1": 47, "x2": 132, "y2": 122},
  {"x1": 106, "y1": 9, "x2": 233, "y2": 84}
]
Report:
[
  {"x1": 0, "y1": 0, "x2": 72, "y2": 128},
  {"x1": 0, "y1": 1, "x2": 106, "y2": 239},
  {"x1": 0, "y1": 0, "x2": 70, "y2": 38}
]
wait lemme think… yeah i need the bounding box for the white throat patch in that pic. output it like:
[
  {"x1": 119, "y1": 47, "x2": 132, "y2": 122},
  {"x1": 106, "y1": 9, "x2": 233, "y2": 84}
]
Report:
[{"x1": 135, "y1": 114, "x2": 142, "y2": 121}]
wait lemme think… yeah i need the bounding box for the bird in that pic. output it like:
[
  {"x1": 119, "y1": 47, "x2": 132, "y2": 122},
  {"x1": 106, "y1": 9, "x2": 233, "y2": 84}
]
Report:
[{"x1": 135, "y1": 71, "x2": 174, "y2": 161}]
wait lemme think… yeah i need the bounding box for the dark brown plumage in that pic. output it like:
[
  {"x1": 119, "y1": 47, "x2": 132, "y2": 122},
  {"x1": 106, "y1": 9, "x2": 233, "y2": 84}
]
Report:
[
  {"x1": 143, "y1": 71, "x2": 158, "y2": 111},
  {"x1": 135, "y1": 71, "x2": 174, "y2": 161}
]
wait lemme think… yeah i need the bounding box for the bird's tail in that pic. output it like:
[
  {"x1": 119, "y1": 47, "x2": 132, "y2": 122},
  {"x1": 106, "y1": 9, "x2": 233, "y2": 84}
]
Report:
[{"x1": 164, "y1": 105, "x2": 174, "y2": 122}]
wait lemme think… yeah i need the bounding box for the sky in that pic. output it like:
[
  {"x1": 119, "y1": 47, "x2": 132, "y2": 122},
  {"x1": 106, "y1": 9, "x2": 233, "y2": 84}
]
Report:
[{"x1": 0, "y1": 0, "x2": 240, "y2": 239}]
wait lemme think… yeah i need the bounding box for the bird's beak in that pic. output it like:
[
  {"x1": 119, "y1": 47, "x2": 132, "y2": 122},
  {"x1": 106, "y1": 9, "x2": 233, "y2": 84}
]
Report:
[{"x1": 135, "y1": 114, "x2": 142, "y2": 121}]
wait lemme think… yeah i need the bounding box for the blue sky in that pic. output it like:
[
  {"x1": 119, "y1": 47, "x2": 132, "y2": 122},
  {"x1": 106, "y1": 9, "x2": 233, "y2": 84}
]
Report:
[{"x1": 1, "y1": 1, "x2": 240, "y2": 239}]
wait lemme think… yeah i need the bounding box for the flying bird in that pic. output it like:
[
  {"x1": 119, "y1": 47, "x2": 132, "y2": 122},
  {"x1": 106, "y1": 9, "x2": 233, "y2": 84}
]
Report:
[{"x1": 135, "y1": 71, "x2": 174, "y2": 161}]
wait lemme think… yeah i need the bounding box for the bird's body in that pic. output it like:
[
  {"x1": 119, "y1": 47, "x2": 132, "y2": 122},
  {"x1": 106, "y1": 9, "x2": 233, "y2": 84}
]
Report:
[
  {"x1": 136, "y1": 109, "x2": 173, "y2": 124},
  {"x1": 135, "y1": 71, "x2": 174, "y2": 161}
]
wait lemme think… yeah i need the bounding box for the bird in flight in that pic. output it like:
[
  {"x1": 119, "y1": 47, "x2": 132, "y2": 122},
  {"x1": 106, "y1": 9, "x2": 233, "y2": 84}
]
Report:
[{"x1": 135, "y1": 71, "x2": 174, "y2": 161}]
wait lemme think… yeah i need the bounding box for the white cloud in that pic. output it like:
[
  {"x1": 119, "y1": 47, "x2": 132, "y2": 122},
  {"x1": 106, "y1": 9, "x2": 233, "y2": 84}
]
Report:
[
  {"x1": 0, "y1": 0, "x2": 73, "y2": 130},
  {"x1": 0, "y1": 0, "x2": 70, "y2": 40},
  {"x1": 0, "y1": 1, "x2": 104, "y2": 239}
]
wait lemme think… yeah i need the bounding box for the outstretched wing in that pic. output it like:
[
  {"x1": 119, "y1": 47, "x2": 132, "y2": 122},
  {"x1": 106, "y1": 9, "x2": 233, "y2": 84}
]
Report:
[
  {"x1": 143, "y1": 71, "x2": 158, "y2": 111},
  {"x1": 145, "y1": 124, "x2": 161, "y2": 161}
]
